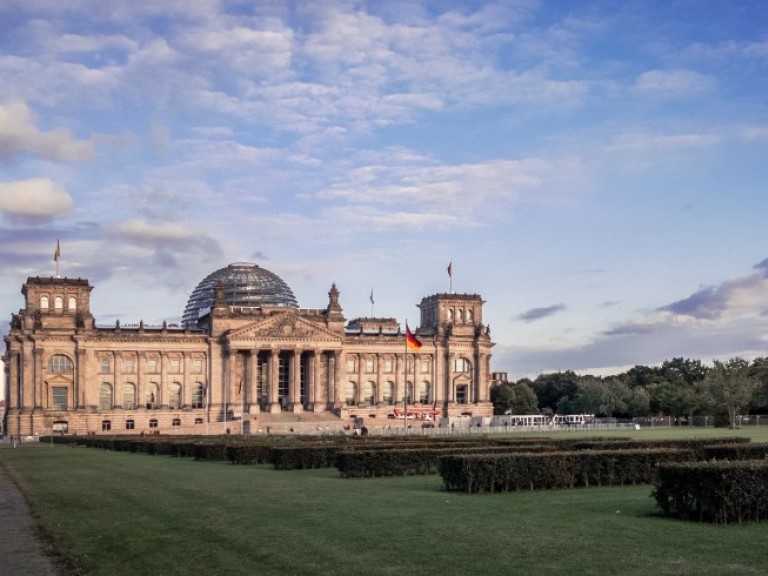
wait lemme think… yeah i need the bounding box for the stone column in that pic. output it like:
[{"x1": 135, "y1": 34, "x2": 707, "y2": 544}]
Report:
[
  {"x1": 75, "y1": 348, "x2": 87, "y2": 409},
  {"x1": 33, "y1": 348, "x2": 43, "y2": 409},
  {"x1": 375, "y1": 353, "x2": 384, "y2": 406},
  {"x1": 333, "y1": 351, "x2": 343, "y2": 408},
  {"x1": 269, "y1": 349, "x2": 281, "y2": 414},
  {"x1": 291, "y1": 350, "x2": 303, "y2": 413}
]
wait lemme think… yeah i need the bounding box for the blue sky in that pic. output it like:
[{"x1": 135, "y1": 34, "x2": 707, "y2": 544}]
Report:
[{"x1": 1, "y1": 0, "x2": 768, "y2": 381}]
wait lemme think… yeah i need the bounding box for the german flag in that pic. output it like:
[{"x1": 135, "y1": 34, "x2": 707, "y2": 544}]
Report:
[{"x1": 406, "y1": 325, "x2": 422, "y2": 350}]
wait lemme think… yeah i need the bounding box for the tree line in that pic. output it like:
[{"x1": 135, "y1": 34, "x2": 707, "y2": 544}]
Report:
[{"x1": 491, "y1": 357, "x2": 768, "y2": 427}]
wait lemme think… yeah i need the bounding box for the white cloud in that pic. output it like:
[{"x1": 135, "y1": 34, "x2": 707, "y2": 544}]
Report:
[
  {"x1": 0, "y1": 99, "x2": 94, "y2": 161},
  {"x1": 633, "y1": 69, "x2": 715, "y2": 98},
  {"x1": 0, "y1": 179, "x2": 74, "y2": 219}
]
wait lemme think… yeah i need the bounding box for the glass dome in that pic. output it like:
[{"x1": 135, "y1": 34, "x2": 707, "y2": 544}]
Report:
[{"x1": 182, "y1": 262, "x2": 298, "y2": 327}]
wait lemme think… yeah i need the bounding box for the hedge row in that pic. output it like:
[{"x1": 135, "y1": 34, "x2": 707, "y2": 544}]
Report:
[
  {"x1": 335, "y1": 445, "x2": 556, "y2": 478},
  {"x1": 701, "y1": 443, "x2": 768, "y2": 462},
  {"x1": 653, "y1": 460, "x2": 768, "y2": 523},
  {"x1": 271, "y1": 441, "x2": 493, "y2": 470},
  {"x1": 439, "y1": 448, "x2": 694, "y2": 493}
]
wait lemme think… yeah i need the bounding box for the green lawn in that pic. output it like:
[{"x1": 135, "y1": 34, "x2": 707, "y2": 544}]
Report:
[{"x1": 2, "y1": 428, "x2": 768, "y2": 576}]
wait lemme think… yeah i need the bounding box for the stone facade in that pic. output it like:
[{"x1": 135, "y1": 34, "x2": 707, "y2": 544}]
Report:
[{"x1": 3, "y1": 273, "x2": 494, "y2": 437}]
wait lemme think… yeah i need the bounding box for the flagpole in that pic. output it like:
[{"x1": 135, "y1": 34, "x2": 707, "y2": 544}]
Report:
[{"x1": 404, "y1": 320, "x2": 408, "y2": 434}]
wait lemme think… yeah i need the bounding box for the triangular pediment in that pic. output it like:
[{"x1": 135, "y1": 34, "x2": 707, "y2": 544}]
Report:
[{"x1": 226, "y1": 311, "x2": 342, "y2": 344}]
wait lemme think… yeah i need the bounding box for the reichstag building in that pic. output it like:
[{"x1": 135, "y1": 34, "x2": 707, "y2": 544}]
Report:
[{"x1": 3, "y1": 262, "x2": 495, "y2": 437}]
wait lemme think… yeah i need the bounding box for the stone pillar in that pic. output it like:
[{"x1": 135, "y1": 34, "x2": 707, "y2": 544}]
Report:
[
  {"x1": 375, "y1": 353, "x2": 384, "y2": 406},
  {"x1": 269, "y1": 349, "x2": 281, "y2": 414},
  {"x1": 291, "y1": 350, "x2": 303, "y2": 413},
  {"x1": 33, "y1": 348, "x2": 44, "y2": 409},
  {"x1": 333, "y1": 351, "x2": 343, "y2": 408},
  {"x1": 76, "y1": 348, "x2": 87, "y2": 409}
]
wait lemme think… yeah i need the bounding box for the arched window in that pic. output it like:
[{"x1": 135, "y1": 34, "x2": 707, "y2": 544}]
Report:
[
  {"x1": 54, "y1": 296, "x2": 63, "y2": 310},
  {"x1": 47, "y1": 354, "x2": 73, "y2": 374},
  {"x1": 420, "y1": 357, "x2": 431, "y2": 373},
  {"x1": 363, "y1": 381, "x2": 375, "y2": 406},
  {"x1": 122, "y1": 383, "x2": 136, "y2": 410},
  {"x1": 192, "y1": 383, "x2": 205, "y2": 409},
  {"x1": 418, "y1": 381, "x2": 430, "y2": 404},
  {"x1": 146, "y1": 382, "x2": 159, "y2": 409},
  {"x1": 68, "y1": 296, "x2": 76, "y2": 310},
  {"x1": 454, "y1": 357, "x2": 472, "y2": 373},
  {"x1": 99, "y1": 383, "x2": 113, "y2": 410},
  {"x1": 383, "y1": 381, "x2": 394, "y2": 405},
  {"x1": 447, "y1": 308, "x2": 453, "y2": 321},
  {"x1": 345, "y1": 382, "x2": 357, "y2": 406},
  {"x1": 466, "y1": 308, "x2": 473, "y2": 321},
  {"x1": 168, "y1": 383, "x2": 182, "y2": 409},
  {"x1": 40, "y1": 296, "x2": 49, "y2": 309},
  {"x1": 457, "y1": 308, "x2": 464, "y2": 321}
]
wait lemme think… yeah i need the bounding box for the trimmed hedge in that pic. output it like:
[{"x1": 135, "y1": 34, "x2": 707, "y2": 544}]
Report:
[
  {"x1": 701, "y1": 443, "x2": 768, "y2": 462},
  {"x1": 439, "y1": 448, "x2": 694, "y2": 493},
  {"x1": 335, "y1": 445, "x2": 556, "y2": 478},
  {"x1": 653, "y1": 460, "x2": 768, "y2": 523}
]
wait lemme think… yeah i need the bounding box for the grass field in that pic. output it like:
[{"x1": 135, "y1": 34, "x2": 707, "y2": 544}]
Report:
[{"x1": 2, "y1": 427, "x2": 768, "y2": 576}]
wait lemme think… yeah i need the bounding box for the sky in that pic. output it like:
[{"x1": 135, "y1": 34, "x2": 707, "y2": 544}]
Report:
[{"x1": 1, "y1": 0, "x2": 768, "y2": 383}]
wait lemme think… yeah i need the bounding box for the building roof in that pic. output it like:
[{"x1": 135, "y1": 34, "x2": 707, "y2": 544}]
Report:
[{"x1": 182, "y1": 262, "x2": 298, "y2": 327}]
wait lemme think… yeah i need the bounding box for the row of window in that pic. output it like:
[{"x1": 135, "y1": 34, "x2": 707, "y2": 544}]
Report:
[
  {"x1": 101, "y1": 417, "x2": 204, "y2": 431},
  {"x1": 98, "y1": 382, "x2": 206, "y2": 410},
  {"x1": 45, "y1": 354, "x2": 206, "y2": 375},
  {"x1": 343, "y1": 380, "x2": 432, "y2": 406},
  {"x1": 98, "y1": 356, "x2": 204, "y2": 375},
  {"x1": 40, "y1": 295, "x2": 77, "y2": 311},
  {"x1": 344, "y1": 356, "x2": 472, "y2": 374}
]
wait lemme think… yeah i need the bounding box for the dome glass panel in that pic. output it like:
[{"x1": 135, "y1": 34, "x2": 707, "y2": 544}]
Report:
[{"x1": 182, "y1": 262, "x2": 298, "y2": 326}]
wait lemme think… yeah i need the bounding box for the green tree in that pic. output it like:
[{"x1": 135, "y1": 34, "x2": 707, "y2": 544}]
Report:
[
  {"x1": 532, "y1": 371, "x2": 580, "y2": 412},
  {"x1": 491, "y1": 380, "x2": 539, "y2": 415},
  {"x1": 699, "y1": 357, "x2": 756, "y2": 428}
]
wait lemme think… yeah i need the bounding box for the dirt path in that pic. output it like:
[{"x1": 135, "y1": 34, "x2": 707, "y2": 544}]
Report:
[{"x1": 0, "y1": 454, "x2": 68, "y2": 575}]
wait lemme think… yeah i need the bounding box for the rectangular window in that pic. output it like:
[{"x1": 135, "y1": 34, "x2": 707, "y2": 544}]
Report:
[
  {"x1": 421, "y1": 360, "x2": 430, "y2": 373},
  {"x1": 101, "y1": 420, "x2": 111, "y2": 431},
  {"x1": 100, "y1": 358, "x2": 111, "y2": 374},
  {"x1": 346, "y1": 358, "x2": 356, "y2": 373},
  {"x1": 123, "y1": 358, "x2": 135, "y2": 373},
  {"x1": 52, "y1": 387, "x2": 68, "y2": 410},
  {"x1": 194, "y1": 417, "x2": 203, "y2": 425},
  {"x1": 172, "y1": 418, "x2": 181, "y2": 427},
  {"x1": 456, "y1": 385, "x2": 468, "y2": 404},
  {"x1": 192, "y1": 359, "x2": 203, "y2": 373},
  {"x1": 125, "y1": 420, "x2": 135, "y2": 430},
  {"x1": 384, "y1": 359, "x2": 393, "y2": 373},
  {"x1": 170, "y1": 359, "x2": 181, "y2": 373},
  {"x1": 149, "y1": 419, "x2": 158, "y2": 428},
  {"x1": 365, "y1": 359, "x2": 375, "y2": 373},
  {"x1": 146, "y1": 359, "x2": 158, "y2": 373}
]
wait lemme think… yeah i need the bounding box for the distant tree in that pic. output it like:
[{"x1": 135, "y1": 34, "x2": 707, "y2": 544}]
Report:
[
  {"x1": 748, "y1": 357, "x2": 768, "y2": 413},
  {"x1": 699, "y1": 357, "x2": 756, "y2": 428},
  {"x1": 624, "y1": 365, "x2": 665, "y2": 389},
  {"x1": 626, "y1": 386, "x2": 651, "y2": 417},
  {"x1": 491, "y1": 380, "x2": 539, "y2": 415},
  {"x1": 567, "y1": 377, "x2": 632, "y2": 417},
  {"x1": 532, "y1": 371, "x2": 580, "y2": 412},
  {"x1": 660, "y1": 357, "x2": 708, "y2": 387}
]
